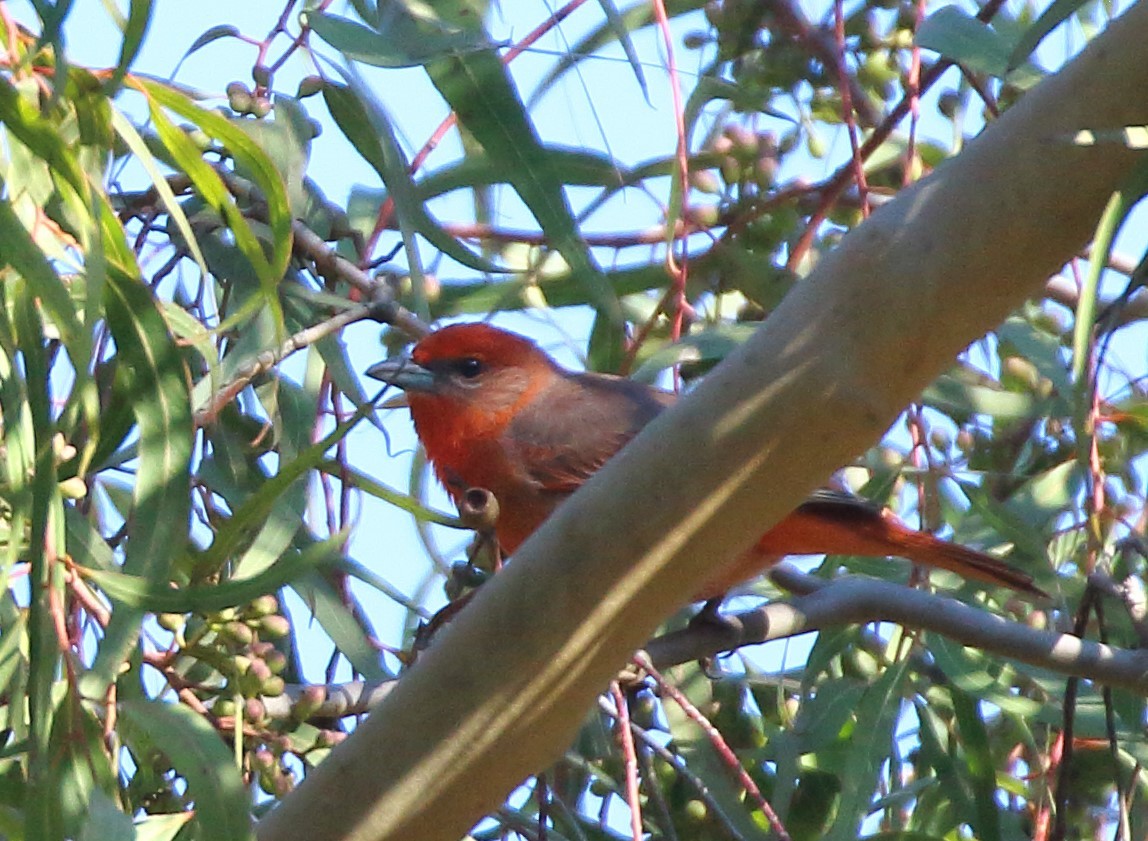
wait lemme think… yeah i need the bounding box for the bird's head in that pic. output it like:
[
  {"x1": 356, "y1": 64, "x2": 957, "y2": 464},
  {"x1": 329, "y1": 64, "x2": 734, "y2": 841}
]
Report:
[{"x1": 366, "y1": 322, "x2": 563, "y2": 440}]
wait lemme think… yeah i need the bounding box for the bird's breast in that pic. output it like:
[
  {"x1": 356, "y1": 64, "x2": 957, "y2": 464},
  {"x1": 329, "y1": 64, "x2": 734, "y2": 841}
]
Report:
[{"x1": 423, "y1": 429, "x2": 561, "y2": 555}]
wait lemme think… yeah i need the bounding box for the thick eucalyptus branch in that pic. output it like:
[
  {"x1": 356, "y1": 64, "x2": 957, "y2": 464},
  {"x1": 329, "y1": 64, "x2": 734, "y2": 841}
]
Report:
[{"x1": 257, "y1": 7, "x2": 1148, "y2": 841}]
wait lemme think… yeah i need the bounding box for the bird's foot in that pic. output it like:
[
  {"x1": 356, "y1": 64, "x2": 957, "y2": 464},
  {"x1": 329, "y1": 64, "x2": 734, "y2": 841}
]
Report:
[{"x1": 687, "y1": 597, "x2": 740, "y2": 634}]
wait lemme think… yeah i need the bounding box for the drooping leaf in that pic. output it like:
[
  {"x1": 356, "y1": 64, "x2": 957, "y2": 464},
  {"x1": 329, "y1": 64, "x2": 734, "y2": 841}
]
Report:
[
  {"x1": 0, "y1": 197, "x2": 83, "y2": 350},
  {"x1": 917, "y1": 7, "x2": 1012, "y2": 78},
  {"x1": 322, "y1": 79, "x2": 499, "y2": 274},
  {"x1": 290, "y1": 569, "x2": 391, "y2": 683},
  {"x1": 1008, "y1": 0, "x2": 1092, "y2": 70},
  {"x1": 84, "y1": 270, "x2": 192, "y2": 693},
  {"x1": 119, "y1": 700, "x2": 253, "y2": 841},
  {"x1": 424, "y1": 43, "x2": 625, "y2": 363},
  {"x1": 309, "y1": 8, "x2": 494, "y2": 68},
  {"x1": 104, "y1": 0, "x2": 153, "y2": 92},
  {"x1": 823, "y1": 661, "x2": 909, "y2": 841},
  {"x1": 130, "y1": 76, "x2": 293, "y2": 332},
  {"x1": 80, "y1": 533, "x2": 343, "y2": 614}
]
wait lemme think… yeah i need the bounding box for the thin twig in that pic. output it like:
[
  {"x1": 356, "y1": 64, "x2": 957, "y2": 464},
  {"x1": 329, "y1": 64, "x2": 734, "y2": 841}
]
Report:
[
  {"x1": 635, "y1": 652, "x2": 791, "y2": 840},
  {"x1": 290, "y1": 220, "x2": 429, "y2": 338},
  {"x1": 597, "y1": 695, "x2": 749, "y2": 841},
  {"x1": 193, "y1": 300, "x2": 388, "y2": 426},
  {"x1": 608, "y1": 682, "x2": 643, "y2": 840}
]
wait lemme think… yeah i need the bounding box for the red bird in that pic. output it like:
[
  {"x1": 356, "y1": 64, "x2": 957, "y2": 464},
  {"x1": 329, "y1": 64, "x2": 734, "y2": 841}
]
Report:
[{"x1": 368, "y1": 322, "x2": 1045, "y2": 601}]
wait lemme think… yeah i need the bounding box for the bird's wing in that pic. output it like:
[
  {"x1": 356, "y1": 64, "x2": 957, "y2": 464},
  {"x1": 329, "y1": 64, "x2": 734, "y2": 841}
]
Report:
[
  {"x1": 505, "y1": 372, "x2": 672, "y2": 496},
  {"x1": 798, "y1": 487, "x2": 886, "y2": 518}
]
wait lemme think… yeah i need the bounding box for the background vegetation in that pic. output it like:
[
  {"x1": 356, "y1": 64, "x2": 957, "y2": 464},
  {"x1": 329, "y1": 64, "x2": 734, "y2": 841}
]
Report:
[{"x1": 1, "y1": 1, "x2": 1147, "y2": 839}]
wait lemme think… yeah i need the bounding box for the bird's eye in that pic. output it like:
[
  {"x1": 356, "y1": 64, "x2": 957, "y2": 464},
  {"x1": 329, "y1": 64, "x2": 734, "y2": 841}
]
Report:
[{"x1": 456, "y1": 357, "x2": 483, "y2": 379}]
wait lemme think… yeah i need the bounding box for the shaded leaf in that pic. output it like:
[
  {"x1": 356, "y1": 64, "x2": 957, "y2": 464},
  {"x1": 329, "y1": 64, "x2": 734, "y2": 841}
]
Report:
[
  {"x1": 78, "y1": 788, "x2": 134, "y2": 841},
  {"x1": 917, "y1": 7, "x2": 1012, "y2": 77},
  {"x1": 1008, "y1": 0, "x2": 1091, "y2": 70},
  {"x1": 323, "y1": 79, "x2": 498, "y2": 273},
  {"x1": 824, "y1": 661, "x2": 908, "y2": 840},
  {"x1": 950, "y1": 690, "x2": 1001, "y2": 841},
  {"x1": 424, "y1": 45, "x2": 625, "y2": 363},
  {"x1": 119, "y1": 700, "x2": 253, "y2": 841},
  {"x1": 0, "y1": 197, "x2": 83, "y2": 350},
  {"x1": 134, "y1": 812, "x2": 195, "y2": 841},
  {"x1": 930, "y1": 638, "x2": 1041, "y2": 718},
  {"x1": 290, "y1": 570, "x2": 391, "y2": 682},
  {"x1": 83, "y1": 532, "x2": 342, "y2": 614},
  {"x1": 309, "y1": 8, "x2": 494, "y2": 68},
  {"x1": 84, "y1": 270, "x2": 193, "y2": 693}
]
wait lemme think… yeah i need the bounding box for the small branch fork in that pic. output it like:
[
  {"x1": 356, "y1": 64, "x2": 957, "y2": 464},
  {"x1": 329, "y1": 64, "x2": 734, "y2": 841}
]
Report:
[{"x1": 192, "y1": 298, "x2": 391, "y2": 426}]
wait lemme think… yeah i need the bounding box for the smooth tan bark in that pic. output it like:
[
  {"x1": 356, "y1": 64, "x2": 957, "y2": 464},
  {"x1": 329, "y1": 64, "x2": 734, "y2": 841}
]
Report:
[{"x1": 258, "y1": 6, "x2": 1148, "y2": 840}]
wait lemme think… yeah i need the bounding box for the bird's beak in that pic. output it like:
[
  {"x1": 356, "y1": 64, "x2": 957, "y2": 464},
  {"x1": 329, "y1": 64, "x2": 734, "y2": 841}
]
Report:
[{"x1": 365, "y1": 359, "x2": 437, "y2": 395}]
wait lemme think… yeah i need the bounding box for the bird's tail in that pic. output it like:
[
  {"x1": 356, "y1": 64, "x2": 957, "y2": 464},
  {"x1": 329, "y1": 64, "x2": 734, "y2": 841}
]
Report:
[
  {"x1": 696, "y1": 495, "x2": 1048, "y2": 600},
  {"x1": 876, "y1": 524, "x2": 1047, "y2": 598}
]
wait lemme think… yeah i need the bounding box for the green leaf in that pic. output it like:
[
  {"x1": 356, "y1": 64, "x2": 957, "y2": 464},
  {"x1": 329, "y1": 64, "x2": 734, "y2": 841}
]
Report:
[
  {"x1": 11, "y1": 279, "x2": 68, "y2": 841},
  {"x1": 103, "y1": 271, "x2": 193, "y2": 566},
  {"x1": 78, "y1": 789, "x2": 135, "y2": 841},
  {"x1": 950, "y1": 690, "x2": 1001, "y2": 841},
  {"x1": 308, "y1": 9, "x2": 493, "y2": 68},
  {"x1": 0, "y1": 77, "x2": 89, "y2": 197},
  {"x1": 133, "y1": 812, "x2": 194, "y2": 841},
  {"x1": 1071, "y1": 155, "x2": 1148, "y2": 484},
  {"x1": 824, "y1": 660, "x2": 909, "y2": 841},
  {"x1": 1008, "y1": 0, "x2": 1091, "y2": 70},
  {"x1": 957, "y1": 460, "x2": 1079, "y2": 568},
  {"x1": 231, "y1": 95, "x2": 314, "y2": 217},
  {"x1": 192, "y1": 406, "x2": 366, "y2": 575},
  {"x1": 64, "y1": 507, "x2": 118, "y2": 572},
  {"x1": 119, "y1": 700, "x2": 253, "y2": 841},
  {"x1": 332, "y1": 462, "x2": 460, "y2": 527},
  {"x1": 105, "y1": 0, "x2": 153, "y2": 92},
  {"x1": 290, "y1": 570, "x2": 391, "y2": 682},
  {"x1": 917, "y1": 7, "x2": 1012, "y2": 78},
  {"x1": 337, "y1": 555, "x2": 427, "y2": 616},
  {"x1": 51, "y1": 699, "x2": 120, "y2": 840},
  {"x1": 182, "y1": 24, "x2": 241, "y2": 57},
  {"x1": 84, "y1": 270, "x2": 192, "y2": 694},
  {"x1": 415, "y1": 147, "x2": 628, "y2": 200},
  {"x1": 929, "y1": 637, "x2": 1041, "y2": 718},
  {"x1": 661, "y1": 664, "x2": 766, "y2": 839},
  {"x1": 1004, "y1": 459, "x2": 1082, "y2": 534},
  {"x1": 996, "y1": 315, "x2": 1072, "y2": 399},
  {"x1": 80, "y1": 532, "x2": 342, "y2": 613},
  {"x1": 424, "y1": 46, "x2": 625, "y2": 363},
  {"x1": 594, "y1": 0, "x2": 648, "y2": 100},
  {"x1": 322, "y1": 80, "x2": 498, "y2": 274},
  {"x1": 0, "y1": 611, "x2": 27, "y2": 701},
  {"x1": 912, "y1": 698, "x2": 976, "y2": 834},
  {"x1": 921, "y1": 373, "x2": 1043, "y2": 422},
  {"x1": 0, "y1": 197, "x2": 83, "y2": 350},
  {"x1": 108, "y1": 106, "x2": 210, "y2": 278},
  {"x1": 787, "y1": 677, "x2": 866, "y2": 750},
  {"x1": 131, "y1": 76, "x2": 293, "y2": 330},
  {"x1": 631, "y1": 324, "x2": 756, "y2": 382},
  {"x1": 530, "y1": 0, "x2": 707, "y2": 103}
]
